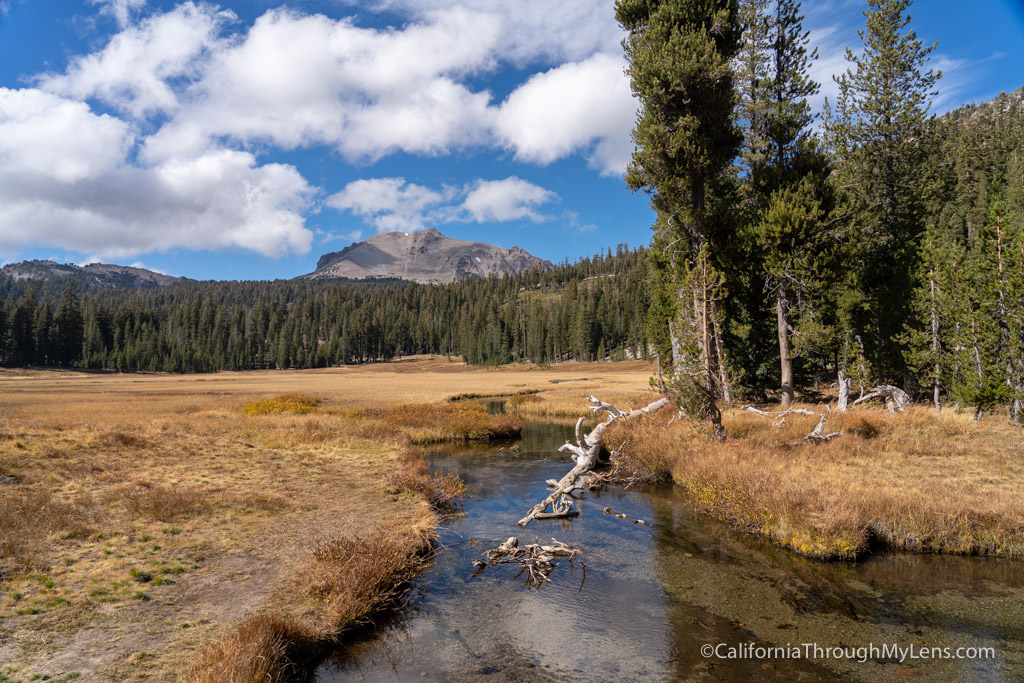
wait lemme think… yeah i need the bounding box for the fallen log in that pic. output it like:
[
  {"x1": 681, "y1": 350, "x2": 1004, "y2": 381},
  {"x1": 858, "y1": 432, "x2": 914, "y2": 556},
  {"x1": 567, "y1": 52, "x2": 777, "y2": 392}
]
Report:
[
  {"x1": 803, "y1": 408, "x2": 841, "y2": 444},
  {"x1": 741, "y1": 405, "x2": 815, "y2": 425},
  {"x1": 517, "y1": 395, "x2": 670, "y2": 527},
  {"x1": 472, "y1": 536, "x2": 583, "y2": 587},
  {"x1": 851, "y1": 385, "x2": 911, "y2": 413}
]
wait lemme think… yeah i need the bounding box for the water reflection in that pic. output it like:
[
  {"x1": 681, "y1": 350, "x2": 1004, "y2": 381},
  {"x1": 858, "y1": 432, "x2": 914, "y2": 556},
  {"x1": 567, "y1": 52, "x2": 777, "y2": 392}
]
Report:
[{"x1": 318, "y1": 422, "x2": 1024, "y2": 682}]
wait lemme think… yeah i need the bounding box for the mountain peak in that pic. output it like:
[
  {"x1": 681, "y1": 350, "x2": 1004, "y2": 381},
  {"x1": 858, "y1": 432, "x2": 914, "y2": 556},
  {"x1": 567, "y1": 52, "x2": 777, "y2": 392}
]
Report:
[{"x1": 303, "y1": 229, "x2": 553, "y2": 284}]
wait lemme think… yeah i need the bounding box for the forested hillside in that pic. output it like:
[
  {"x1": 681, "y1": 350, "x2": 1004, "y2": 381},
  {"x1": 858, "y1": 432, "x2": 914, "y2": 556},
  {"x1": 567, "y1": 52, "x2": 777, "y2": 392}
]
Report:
[{"x1": 0, "y1": 246, "x2": 649, "y2": 372}]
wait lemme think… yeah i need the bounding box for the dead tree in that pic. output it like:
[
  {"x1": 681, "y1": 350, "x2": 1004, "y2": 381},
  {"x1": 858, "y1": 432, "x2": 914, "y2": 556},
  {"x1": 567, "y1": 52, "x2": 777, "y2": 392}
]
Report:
[
  {"x1": 851, "y1": 385, "x2": 911, "y2": 413},
  {"x1": 837, "y1": 370, "x2": 852, "y2": 412},
  {"x1": 741, "y1": 405, "x2": 814, "y2": 425},
  {"x1": 473, "y1": 536, "x2": 582, "y2": 587},
  {"x1": 517, "y1": 395, "x2": 670, "y2": 527},
  {"x1": 803, "y1": 408, "x2": 841, "y2": 444}
]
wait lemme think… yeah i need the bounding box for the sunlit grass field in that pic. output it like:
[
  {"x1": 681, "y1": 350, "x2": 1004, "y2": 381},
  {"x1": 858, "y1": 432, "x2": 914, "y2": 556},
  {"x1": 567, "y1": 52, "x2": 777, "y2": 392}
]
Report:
[
  {"x1": 3, "y1": 356, "x2": 1022, "y2": 679},
  {"x1": 0, "y1": 357, "x2": 652, "y2": 681}
]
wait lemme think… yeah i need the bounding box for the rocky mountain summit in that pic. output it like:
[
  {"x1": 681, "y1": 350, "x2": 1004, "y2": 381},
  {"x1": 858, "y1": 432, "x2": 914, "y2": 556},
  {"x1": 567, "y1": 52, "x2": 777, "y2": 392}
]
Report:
[{"x1": 302, "y1": 228, "x2": 553, "y2": 284}]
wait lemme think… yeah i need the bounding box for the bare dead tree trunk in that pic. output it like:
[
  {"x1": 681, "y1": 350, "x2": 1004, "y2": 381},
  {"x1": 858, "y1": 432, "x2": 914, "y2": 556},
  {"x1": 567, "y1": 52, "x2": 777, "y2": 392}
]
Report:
[
  {"x1": 697, "y1": 257, "x2": 726, "y2": 442},
  {"x1": 930, "y1": 273, "x2": 942, "y2": 413},
  {"x1": 777, "y1": 289, "x2": 794, "y2": 407},
  {"x1": 837, "y1": 370, "x2": 851, "y2": 412},
  {"x1": 851, "y1": 385, "x2": 911, "y2": 413},
  {"x1": 713, "y1": 316, "x2": 732, "y2": 405},
  {"x1": 517, "y1": 395, "x2": 669, "y2": 527}
]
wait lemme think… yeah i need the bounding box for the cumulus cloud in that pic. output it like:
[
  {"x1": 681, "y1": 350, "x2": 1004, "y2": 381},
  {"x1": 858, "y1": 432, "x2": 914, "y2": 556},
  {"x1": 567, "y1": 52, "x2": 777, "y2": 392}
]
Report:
[
  {"x1": 103, "y1": 3, "x2": 633, "y2": 171},
  {"x1": 326, "y1": 176, "x2": 557, "y2": 232},
  {"x1": 2, "y1": 1, "x2": 638, "y2": 260},
  {"x1": 360, "y1": 0, "x2": 622, "y2": 65},
  {"x1": 327, "y1": 178, "x2": 449, "y2": 232},
  {"x1": 40, "y1": 3, "x2": 231, "y2": 119},
  {"x1": 0, "y1": 88, "x2": 130, "y2": 183},
  {"x1": 461, "y1": 177, "x2": 556, "y2": 222},
  {"x1": 495, "y1": 52, "x2": 635, "y2": 175},
  {"x1": 0, "y1": 88, "x2": 314, "y2": 260},
  {"x1": 140, "y1": 7, "x2": 500, "y2": 163}
]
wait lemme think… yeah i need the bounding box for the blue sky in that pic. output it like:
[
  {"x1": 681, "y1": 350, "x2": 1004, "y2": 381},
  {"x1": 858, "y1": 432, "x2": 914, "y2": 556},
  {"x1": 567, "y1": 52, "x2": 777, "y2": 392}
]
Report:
[{"x1": 0, "y1": 0, "x2": 1021, "y2": 281}]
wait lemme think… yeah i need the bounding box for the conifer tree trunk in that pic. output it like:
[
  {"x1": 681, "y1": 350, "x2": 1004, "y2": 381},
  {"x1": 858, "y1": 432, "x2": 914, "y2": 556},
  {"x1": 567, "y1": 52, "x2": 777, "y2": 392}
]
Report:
[
  {"x1": 777, "y1": 288, "x2": 794, "y2": 406},
  {"x1": 930, "y1": 273, "x2": 941, "y2": 412}
]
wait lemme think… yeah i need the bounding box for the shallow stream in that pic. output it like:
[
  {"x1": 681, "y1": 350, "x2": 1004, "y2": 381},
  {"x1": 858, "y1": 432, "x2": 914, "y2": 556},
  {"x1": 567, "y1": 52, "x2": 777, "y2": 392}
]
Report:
[{"x1": 318, "y1": 418, "x2": 1024, "y2": 681}]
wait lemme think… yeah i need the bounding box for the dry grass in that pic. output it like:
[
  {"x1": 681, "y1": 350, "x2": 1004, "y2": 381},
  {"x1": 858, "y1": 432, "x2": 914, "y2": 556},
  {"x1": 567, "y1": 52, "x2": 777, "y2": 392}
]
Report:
[
  {"x1": 122, "y1": 483, "x2": 211, "y2": 522},
  {"x1": 0, "y1": 488, "x2": 91, "y2": 570},
  {"x1": 240, "y1": 393, "x2": 322, "y2": 415},
  {"x1": 350, "y1": 401, "x2": 522, "y2": 444},
  {"x1": 185, "y1": 533, "x2": 428, "y2": 683},
  {"x1": 184, "y1": 612, "x2": 314, "y2": 683},
  {"x1": 610, "y1": 404, "x2": 1024, "y2": 560},
  {"x1": 0, "y1": 357, "x2": 649, "y2": 681},
  {"x1": 387, "y1": 446, "x2": 467, "y2": 510}
]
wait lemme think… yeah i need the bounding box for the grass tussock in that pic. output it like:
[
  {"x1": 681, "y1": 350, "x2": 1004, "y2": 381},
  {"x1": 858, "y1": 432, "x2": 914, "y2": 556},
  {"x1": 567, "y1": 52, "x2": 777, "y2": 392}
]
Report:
[
  {"x1": 186, "y1": 532, "x2": 428, "y2": 683},
  {"x1": 241, "y1": 393, "x2": 322, "y2": 416},
  {"x1": 353, "y1": 402, "x2": 521, "y2": 444},
  {"x1": 609, "y1": 405, "x2": 1024, "y2": 560},
  {"x1": 387, "y1": 446, "x2": 466, "y2": 510},
  {"x1": 123, "y1": 483, "x2": 210, "y2": 522},
  {"x1": 95, "y1": 430, "x2": 150, "y2": 449},
  {"x1": 301, "y1": 534, "x2": 424, "y2": 628},
  {"x1": 0, "y1": 488, "x2": 90, "y2": 569},
  {"x1": 183, "y1": 612, "x2": 315, "y2": 683}
]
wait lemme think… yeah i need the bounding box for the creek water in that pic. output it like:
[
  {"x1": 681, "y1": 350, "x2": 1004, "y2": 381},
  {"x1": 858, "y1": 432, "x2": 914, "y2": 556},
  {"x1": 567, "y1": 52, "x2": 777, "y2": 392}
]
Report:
[{"x1": 317, "y1": 417, "x2": 1024, "y2": 682}]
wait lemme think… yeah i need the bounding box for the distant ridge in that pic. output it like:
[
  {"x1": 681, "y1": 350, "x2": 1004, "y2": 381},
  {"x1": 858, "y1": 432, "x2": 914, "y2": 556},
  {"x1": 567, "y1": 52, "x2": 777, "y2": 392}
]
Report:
[
  {"x1": 0, "y1": 260, "x2": 185, "y2": 289},
  {"x1": 301, "y1": 228, "x2": 554, "y2": 284}
]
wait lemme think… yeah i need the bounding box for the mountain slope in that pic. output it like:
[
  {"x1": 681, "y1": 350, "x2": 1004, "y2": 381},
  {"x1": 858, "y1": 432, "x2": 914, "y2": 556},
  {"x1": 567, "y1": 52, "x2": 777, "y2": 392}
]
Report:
[
  {"x1": 0, "y1": 260, "x2": 185, "y2": 289},
  {"x1": 302, "y1": 228, "x2": 554, "y2": 284}
]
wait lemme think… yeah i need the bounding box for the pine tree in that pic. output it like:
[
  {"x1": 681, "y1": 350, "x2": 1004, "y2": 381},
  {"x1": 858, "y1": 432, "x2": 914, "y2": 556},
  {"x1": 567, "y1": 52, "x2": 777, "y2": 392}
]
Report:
[
  {"x1": 55, "y1": 281, "x2": 84, "y2": 367},
  {"x1": 829, "y1": 0, "x2": 940, "y2": 382},
  {"x1": 617, "y1": 0, "x2": 742, "y2": 439},
  {"x1": 739, "y1": 0, "x2": 832, "y2": 405}
]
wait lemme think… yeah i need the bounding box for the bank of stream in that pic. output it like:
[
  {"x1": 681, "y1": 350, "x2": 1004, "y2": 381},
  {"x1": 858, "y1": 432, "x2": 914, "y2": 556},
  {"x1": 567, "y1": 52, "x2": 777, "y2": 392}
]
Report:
[{"x1": 317, "y1": 416, "x2": 1024, "y2": 681}]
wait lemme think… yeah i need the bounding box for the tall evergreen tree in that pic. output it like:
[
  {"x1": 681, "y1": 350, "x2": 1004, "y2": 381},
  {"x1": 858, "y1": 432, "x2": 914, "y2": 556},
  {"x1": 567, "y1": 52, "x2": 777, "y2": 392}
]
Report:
[
  {"x1": 738, "y1": 0, "x2": 832, "y2": 405},
  {"x1": 617, "y1": 0, "x2": 742, "y2": 439},
  {"x1": 10, "y1": 288, "x2": 37, "y2": 367},
  {"x1": 55, "y1": 281, "x2": 84, "y2": 367},
  {"x1": 828, "y1": 0, "x2": 939, "y2": 382}
]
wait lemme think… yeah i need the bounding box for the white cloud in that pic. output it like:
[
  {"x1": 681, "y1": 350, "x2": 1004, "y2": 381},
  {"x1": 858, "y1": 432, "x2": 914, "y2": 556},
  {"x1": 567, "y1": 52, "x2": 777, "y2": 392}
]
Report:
[
  {"x1": 361, "y1": 0, "x2": 622, "y2": 65},
  {"x1": 90, "y1": 0, "x2": 147, "y2": 29},
  {"x1": 41, "y1": 3, "x2": 231, "y2": 119},
  {"x1": 326, "y1": 176, "x2": 557, "y2": 232},
  {"x1": 0, "y1": 89, "x2": 315, "y2": 260},
  {"x1": 141, "y1": 7, "x2": 501, "y2": 163},
  {"x1": 495, "y1": 52, "x2": 635, "y2": 175},
  {"x1": 461, "y1": 177, "x2": 556, "y2": 222},
  {"x1": 327, "y1": 177, "x2": 448, "y2": 232},
  {"x1": 0, "y1": 88, "x2": 130, "y2": 183},
  {"x1": 2, "y1": 1, "x2": 639, "y2": 262}
]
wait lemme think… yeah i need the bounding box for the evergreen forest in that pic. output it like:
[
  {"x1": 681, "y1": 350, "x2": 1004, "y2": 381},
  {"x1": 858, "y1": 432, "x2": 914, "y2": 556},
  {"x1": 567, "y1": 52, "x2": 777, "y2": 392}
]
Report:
[{"x1": 0, "y1": 247, "x2": 650, "y2": 372}]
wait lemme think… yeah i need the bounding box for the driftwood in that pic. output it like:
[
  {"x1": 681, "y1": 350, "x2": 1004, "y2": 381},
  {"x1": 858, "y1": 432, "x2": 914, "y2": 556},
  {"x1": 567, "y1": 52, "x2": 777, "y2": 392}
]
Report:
[
  {"x1": 742, "y1": 404, "x2": 841, "y2": 444},
  {"x1": 741, "y1": 405, "x2": 814, "y2": 425},
  {"x1": 517, "y1": 395, "x2": 670, "y2": 527},
  {"x1": 803, "y1": 407, "x2": 841, "y2": 444},
  {"x1": 851, "y1": 385, "x2": 911, "y2": 413},
  {"x1": 473, "y1": 536, "x2": 582, "y2": 587}
]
